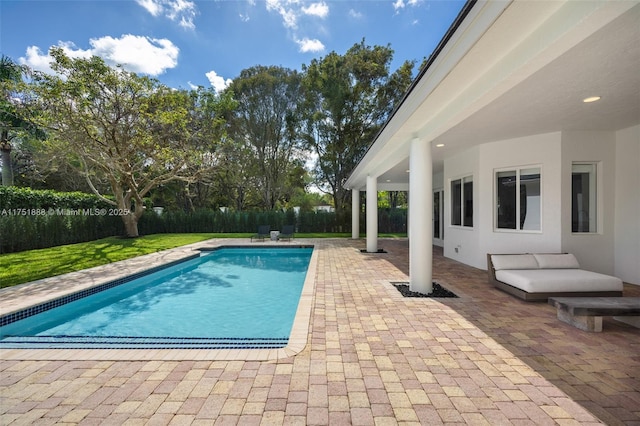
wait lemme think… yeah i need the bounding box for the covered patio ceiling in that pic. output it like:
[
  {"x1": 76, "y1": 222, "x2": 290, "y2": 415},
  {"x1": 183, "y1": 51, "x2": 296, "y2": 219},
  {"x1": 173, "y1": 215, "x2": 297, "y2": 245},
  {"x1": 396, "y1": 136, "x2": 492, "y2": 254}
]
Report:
[{"x1": 345, "y1": 1, "x2": 640, "y2": 191}]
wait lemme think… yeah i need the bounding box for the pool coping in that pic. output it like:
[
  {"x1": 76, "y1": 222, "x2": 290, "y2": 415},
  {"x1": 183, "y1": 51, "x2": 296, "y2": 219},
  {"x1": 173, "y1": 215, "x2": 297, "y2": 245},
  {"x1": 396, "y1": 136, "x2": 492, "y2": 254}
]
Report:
[{"x1": 0, "y1": 239, "x2": 317, "y2": 361}]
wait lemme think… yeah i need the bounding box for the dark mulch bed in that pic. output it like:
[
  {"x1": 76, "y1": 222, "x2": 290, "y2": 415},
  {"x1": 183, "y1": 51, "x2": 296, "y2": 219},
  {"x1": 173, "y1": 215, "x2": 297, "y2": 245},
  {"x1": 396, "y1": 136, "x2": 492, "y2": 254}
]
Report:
[{"x1": 391, "y1": 282, "x2": 458, "y2": 298}]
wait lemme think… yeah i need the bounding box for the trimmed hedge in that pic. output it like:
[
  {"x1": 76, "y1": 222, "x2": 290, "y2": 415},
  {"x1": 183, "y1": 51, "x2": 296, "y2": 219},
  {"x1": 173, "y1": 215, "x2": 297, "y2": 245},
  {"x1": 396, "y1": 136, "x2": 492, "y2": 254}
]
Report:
[
  {"x1": 0, "y1": 186, "x2": 113, "y2": 210},
  {"x1": 139, "y1": 209, "x2": 310, "y2": 234},
  {"x1": 0, "y1": 213, "x2": 122, "y2": 253},
  {"x1": 0, "y1": 187, "x2": 122, "y2": 253},
  {"x1": 138, "y1": 208, "x2": 407, "y2": 234},
  {"x1": 1, "y1": 185, "x2": 408, "y2": 253}
]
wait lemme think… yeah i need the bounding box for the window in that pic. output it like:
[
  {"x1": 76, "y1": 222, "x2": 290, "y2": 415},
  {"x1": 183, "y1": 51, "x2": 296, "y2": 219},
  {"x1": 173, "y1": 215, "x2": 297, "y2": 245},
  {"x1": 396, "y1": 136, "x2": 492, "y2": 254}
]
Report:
[
  {"x1": 572, "y1": 163, "x2": 597, "y2": 232},
  {"x1": 495, "y1": 167, "x2": 541, "y2": 231},
  {"x1": 434, "y1": 190, "x2": 444, "y2": 239},
  {"x1": 451, "y1": 176, "x2": 473, "y2": 227}
]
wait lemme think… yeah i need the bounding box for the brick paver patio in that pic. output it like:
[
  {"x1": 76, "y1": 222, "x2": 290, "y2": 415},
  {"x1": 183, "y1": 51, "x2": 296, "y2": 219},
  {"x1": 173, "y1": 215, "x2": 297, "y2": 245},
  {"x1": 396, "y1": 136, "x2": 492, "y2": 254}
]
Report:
[{"x1": 1, "y1": 238, "x2": 639, "y2": 425}]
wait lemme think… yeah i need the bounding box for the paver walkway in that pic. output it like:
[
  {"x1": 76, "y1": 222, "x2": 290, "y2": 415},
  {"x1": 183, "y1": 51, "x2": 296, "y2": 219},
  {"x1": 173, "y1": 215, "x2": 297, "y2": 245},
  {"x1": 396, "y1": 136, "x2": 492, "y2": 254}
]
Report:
[{"x1": 1, "y1": 238, "x2": 639, "y2": 425}]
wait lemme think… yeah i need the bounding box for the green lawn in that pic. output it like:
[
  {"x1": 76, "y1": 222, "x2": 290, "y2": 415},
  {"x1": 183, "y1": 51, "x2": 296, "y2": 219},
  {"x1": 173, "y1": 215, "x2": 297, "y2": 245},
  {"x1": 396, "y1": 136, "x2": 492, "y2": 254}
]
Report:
[
  {"x1": 0, "y1": 232, "x2": 406, "y2": 288},
  {"x1": 0, "y1": 234, "x2": 219, "y2": 289}
]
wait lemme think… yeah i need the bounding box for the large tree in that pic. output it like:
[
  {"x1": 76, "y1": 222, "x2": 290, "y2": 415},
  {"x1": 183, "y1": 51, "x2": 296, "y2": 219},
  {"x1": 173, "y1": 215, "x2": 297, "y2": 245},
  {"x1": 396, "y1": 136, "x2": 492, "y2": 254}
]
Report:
[
  {"x1": 0, "y1": 55, "x2": 44, "y2": 186},
  {"x1": 27, "y1": 48, "x2": 230, "y2": 236},
  {"x1": 227, "y1": 66, "x2": 305, "y2": 210},
  {"x1": 211, "y1": 138, "x2": 258, "y2": 211},
  {"x1": 301, "y1": 40, "x2": 415, "y2": 213}
]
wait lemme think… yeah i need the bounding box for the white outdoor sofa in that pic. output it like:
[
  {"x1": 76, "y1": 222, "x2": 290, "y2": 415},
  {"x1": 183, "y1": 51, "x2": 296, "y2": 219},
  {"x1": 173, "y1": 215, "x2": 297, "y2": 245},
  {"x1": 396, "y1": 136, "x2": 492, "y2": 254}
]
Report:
[{"x1": 487, "y1": 253, "x2": 624, "y2": 301}]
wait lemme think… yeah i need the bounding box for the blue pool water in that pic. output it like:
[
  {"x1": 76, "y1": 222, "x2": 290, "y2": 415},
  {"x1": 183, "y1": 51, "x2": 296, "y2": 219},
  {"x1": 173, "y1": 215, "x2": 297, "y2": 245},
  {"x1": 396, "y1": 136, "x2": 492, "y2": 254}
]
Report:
[{"x1": 0, "y1": 247, "x2": 313, "y2": 349}]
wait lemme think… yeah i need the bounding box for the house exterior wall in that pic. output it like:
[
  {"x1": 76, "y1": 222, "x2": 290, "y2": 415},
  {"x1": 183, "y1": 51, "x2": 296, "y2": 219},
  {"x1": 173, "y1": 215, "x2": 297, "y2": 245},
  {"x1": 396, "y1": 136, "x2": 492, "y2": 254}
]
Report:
[
  {"x1": 444, "y1": 133, "x2": 563, "y2": 269},
  {"x1": 561, "y1": 131, "x2": 616, "y2": 275},
  {"x1": 443, "y1": 146, "x2": 481, "y2": 267},
  {"x1": 614, "y1": 124, "x2": 640, "y2": 284},
  {"x1": 440, "y1": 129, "x2": 638, "y2": 284},
  {"x1": 479, "y1": 133, "x2": 563, "y2": 267},
  {"x1": 433, "y1": 171, "x2": 444, "y2": 191}
]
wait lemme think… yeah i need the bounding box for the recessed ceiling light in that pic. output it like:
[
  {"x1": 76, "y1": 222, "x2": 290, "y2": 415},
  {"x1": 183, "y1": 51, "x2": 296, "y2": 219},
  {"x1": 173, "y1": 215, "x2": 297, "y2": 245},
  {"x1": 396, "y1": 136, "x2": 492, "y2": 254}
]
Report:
[
  {"x1": 436, "y1": 143, "x2": 445, "y2": 147},
  {"x1": 583, "y1": 96, "x2": 601, "y2": 103},
  {"x1": 386, "y1": 179, "x2": 391, "y2": 182}
]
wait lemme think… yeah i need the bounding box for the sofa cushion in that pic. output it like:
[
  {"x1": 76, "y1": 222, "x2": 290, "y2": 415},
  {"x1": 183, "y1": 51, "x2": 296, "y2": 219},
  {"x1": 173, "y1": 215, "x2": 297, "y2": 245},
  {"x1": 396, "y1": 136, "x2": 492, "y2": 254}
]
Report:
[
  {"x1": 491, "y1": 254, "x2": 539, "y2": 271},
  {"x1": 534, "y1": 253, "x2": 580, "y2": 269},
  {"x1": 495, "y1": 269, "x2": 623, "y2": 293}
]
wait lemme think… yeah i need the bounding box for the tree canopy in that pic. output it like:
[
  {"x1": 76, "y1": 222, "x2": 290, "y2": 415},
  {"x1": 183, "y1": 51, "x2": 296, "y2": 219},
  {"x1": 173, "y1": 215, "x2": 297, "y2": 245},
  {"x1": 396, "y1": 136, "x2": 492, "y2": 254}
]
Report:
[
  {"x1": 301, "y1": 40, "x2": 414, "y2": 213},
  {"x1": 226, "y1": 65, "x2": 306, "y2": 210},
  {"x1": 7, "y1": 39, "x2": 415, "y2": 235},
  {"x1": 25, "y1": 48, "x2": 232, "y2": 236},
  {"x1": 1, "y1": 55, "x2": 45, "y2": 186}
]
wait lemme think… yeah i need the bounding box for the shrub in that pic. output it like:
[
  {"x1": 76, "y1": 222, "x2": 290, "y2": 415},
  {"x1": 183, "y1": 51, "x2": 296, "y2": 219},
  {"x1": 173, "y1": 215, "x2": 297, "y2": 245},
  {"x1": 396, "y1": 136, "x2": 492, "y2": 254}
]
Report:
[
  {"x1": 0, "y1": 186, "x2": 112, "y2": 210},
  {"x1": 1, "y1": 185, "x2": 408, "y2": 253},
  {"x1": 138, "y1": 208, "x2": 406, "y2": 235},
  {"x1": 0, "y1": 213, "x2": 122, "y2": 253},
  {"x1": 0, "y1": 187, "x2": 124, "y2": 253}
]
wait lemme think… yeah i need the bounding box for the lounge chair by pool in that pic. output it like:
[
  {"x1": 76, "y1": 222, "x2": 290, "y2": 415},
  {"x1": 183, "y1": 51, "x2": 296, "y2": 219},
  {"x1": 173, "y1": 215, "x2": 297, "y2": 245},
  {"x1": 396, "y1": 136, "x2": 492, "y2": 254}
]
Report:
[
  {"x1": 251, "y1": 225, "x2": 270, "y2": 242},
  {"x1": 279, "y1": 225, "x2": 295, "y2": 241}
]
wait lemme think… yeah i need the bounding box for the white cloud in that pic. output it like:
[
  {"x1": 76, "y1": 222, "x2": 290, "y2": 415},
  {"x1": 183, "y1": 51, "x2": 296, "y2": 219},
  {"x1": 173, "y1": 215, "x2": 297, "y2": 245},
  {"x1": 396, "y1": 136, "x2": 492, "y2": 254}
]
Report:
[
  {"x1": 20, "y1": 35, "x2": 179, "y2": 76},
  {"x1": 302, "y1": 2, "x2": 329, "y2": 19},
  {"x1": 281, "y1": 8, "x2": 298, "y2": 29},
  {"x1": 266, "y1": 0, "x2": 298, "y2": 29},
  {"x1": 90, "y1": 35, "x2": 179, "y2": 75},
  {"x1": 136, "y1": 0, "x2": 198, "y2": 30},
  {"x1": 137, "y1": 0, "x2": 162, "y2": 16},
  {"x1": 265, "y1": 0, "x2": 329, "y2": 52},
  {"x1": 205, "y1": 70, "x2": 232, "y2": 93},
  {"x1": 167, "y1": 0, "x2": 198, "y2": 29},
  {"x1": 348, "y1": 9, "x2": 363, "y2": 19},
  {"x1": 19, "y1": 47, "x2": 55, "y2": 74},
  {"x1": 296, "y1": 38, "x2": 325, "y2": 53},
  {"x1": 394, "y1": 0, "x2": 421, "y2": 13},
  {"x1": 19, "y1": 43, "x2": 93, "y2": 74},
  {"x1": 267, "y1": 0, "x2": 330, "y2": 26},
  {"x1": 238, "y1": 0, "x2": 255, "y2": 23}
]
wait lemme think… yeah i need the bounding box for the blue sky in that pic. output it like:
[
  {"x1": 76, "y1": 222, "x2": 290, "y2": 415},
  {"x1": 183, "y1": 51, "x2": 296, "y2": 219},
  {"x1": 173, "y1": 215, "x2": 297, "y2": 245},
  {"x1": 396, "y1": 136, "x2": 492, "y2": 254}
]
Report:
[{"x1": 1, "y1": 0, "x2": 465, "y2": 91}]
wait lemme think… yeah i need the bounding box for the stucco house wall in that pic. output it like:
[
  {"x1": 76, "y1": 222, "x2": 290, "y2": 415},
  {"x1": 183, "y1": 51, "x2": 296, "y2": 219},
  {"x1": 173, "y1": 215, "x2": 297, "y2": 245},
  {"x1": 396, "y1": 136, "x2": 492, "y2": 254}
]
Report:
[
  {"x1": 444, "y1": 133, "x2": 563, "y2": 270},
  {"x1": 614, "y1": 124, "x2": 640, "y2": 284},
  {"x1": 441, "y1": 128, "x2": 638, "y2": 285},
  {"x1": 561, "y1": 131, "x2": 616, "y2": 275},
  {"x1": 443, "y1": 146, "x2": 480, "y2": 267}
]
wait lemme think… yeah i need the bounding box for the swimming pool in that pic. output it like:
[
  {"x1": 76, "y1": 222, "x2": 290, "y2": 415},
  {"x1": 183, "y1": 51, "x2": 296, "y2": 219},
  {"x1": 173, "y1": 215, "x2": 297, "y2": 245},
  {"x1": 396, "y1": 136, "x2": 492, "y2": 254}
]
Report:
[{"x1": 0, "y1": 246, "x2": 313, "y2": 349}]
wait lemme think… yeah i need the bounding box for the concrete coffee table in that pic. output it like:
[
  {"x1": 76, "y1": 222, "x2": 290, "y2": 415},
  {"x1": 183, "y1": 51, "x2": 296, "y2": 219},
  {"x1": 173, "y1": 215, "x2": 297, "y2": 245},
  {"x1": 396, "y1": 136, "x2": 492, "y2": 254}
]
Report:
[{"x1": 548, "y1": 297, "x2": 640, "y2": 332}]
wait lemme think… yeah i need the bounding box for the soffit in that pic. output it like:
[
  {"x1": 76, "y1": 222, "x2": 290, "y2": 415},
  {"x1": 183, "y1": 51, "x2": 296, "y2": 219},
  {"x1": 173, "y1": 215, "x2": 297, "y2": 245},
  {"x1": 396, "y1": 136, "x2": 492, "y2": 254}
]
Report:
[{"x1": 347, "y1": 1, "x2": 640, "y2": 190}]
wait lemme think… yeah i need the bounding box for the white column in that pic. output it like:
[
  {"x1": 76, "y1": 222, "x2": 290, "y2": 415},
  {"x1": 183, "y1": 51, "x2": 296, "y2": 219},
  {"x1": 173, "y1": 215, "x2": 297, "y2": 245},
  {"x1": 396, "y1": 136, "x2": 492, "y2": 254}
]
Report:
[
  {"x1": 366, "y1": 175, "x2": 378, "y2": 253},
  {"x1": 351, "y1": 189, "x2": 360, "y2": 239},
  {"x1": 406, "y1": 191, "x2": 410, "y2": 236},
  {"x1": 409, "y1": 138, "x2": 433, "y2": 293}
]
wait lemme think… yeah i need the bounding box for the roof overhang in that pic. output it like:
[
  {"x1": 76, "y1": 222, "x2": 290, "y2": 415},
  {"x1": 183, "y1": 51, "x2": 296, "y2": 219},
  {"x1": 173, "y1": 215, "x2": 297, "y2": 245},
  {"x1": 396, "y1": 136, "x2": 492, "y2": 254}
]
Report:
[{"x1": 344, "y1": 0, "x2": 640, "y2": 191}]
